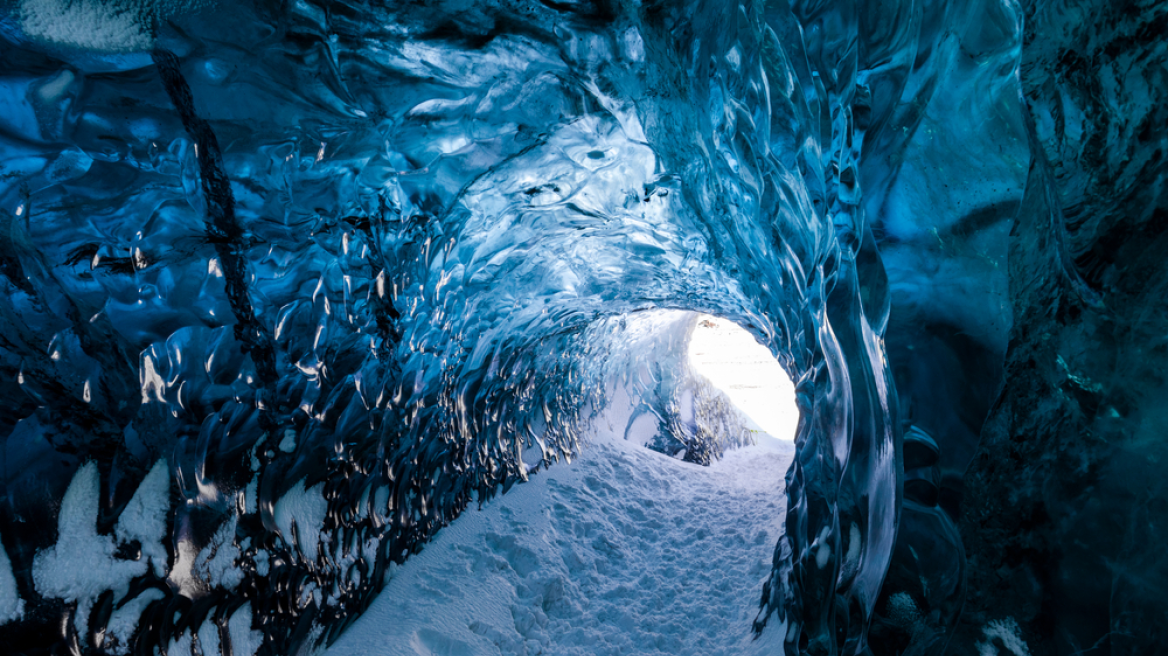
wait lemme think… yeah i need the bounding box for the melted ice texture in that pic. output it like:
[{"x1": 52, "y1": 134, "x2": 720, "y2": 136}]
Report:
[{"x1": 0, "y1": 0, "x2": 935, "y2": 653}]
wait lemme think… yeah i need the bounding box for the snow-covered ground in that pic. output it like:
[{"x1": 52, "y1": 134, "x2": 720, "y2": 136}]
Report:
[{"x1": 326, "y1": 379, "x2": 794, "y2": 656}]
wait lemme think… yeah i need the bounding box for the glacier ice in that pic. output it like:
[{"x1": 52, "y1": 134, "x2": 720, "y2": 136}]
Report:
[
  {"x1": 954, "y1": 1, "x2": 1168, "y2": 654},
  {"x1": 0, "y1": 1, "x2": 896, "y2": 652},
  {"x1": 0, "y1": 0, "x2": 1164, "y2": 654}
]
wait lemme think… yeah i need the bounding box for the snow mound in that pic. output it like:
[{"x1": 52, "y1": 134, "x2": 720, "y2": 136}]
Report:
[{"x1": 327, "y1": 389, "x2": 794, "y2": 656}]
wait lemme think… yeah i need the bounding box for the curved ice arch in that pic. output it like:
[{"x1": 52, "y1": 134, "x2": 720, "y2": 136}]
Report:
[{"x1": 0, "y1": 0, "x2": 901, "y2": 654}]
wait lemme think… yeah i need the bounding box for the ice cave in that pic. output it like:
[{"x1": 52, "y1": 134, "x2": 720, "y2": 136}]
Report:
[{"x1": 0, "y1": 0, "x2": 1164, "y2": 654}]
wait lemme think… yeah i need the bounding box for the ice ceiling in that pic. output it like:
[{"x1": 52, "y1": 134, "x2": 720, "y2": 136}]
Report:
[{"x1": 0, "y1": 0, "x2": 1164, "y2": 655}]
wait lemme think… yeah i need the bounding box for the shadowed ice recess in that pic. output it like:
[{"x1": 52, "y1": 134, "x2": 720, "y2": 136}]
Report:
[{"x1": 3, "y1": 0, "x2": 1165, "y2": 654}]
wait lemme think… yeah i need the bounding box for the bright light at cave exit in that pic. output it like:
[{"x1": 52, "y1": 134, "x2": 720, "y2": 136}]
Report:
[{"x1": 688, "y1": 315, "x2": 799, "y2": 442}]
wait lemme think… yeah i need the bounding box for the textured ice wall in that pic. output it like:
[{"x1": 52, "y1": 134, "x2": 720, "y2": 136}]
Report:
[
  {"x1": 853, "y1": 0, "x2": 1027, "y2": 652},
  {"x1": 853, "y1": 0, "x2": 1168, "y2": 653},
  {"x1": 0, "y1": 0, "x2": 897, "y2": 654},
  {"x1": 956, "y1": 1, "x2": 1168, "y2": 654},
  {"x1": 10, "y1": 0, "x2": 1156, "y2": 653}
]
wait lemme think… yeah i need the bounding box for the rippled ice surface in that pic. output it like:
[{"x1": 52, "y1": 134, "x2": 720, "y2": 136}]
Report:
[
  {"x1": 0, "y1": 0, "x2": 901, "y2": 653},
  {"x1": 1, "y1": 0, "x2": 1160, "y2": 653}
]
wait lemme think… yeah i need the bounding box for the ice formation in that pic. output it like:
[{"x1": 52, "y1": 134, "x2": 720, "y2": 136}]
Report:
[{"x1": 0, "y1": 0, "x2": 1163, "y2": 654}]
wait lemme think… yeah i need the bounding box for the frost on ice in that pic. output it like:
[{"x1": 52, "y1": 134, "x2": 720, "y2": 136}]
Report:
[{"x1": 32, "y1": 463, "x2": 147, "y2": 639}]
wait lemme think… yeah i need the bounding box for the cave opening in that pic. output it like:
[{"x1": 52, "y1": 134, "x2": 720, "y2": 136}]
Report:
[
  {"x1": 686, "y1": 314, "x2": 799, "y2": 444},
  {"x1": 572, "y1": 308, "x2": 800, "y2": 469}
]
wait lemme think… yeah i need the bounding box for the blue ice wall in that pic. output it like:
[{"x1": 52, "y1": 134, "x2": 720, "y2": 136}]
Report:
[
  {"x1": 955, "y1": 1, "x2": 1168, "y2": 654},
  {"x1": 859, "y1": 0, "x2": 1168, "y2": 653},
  {"x1": 3, "y1": 0, "x2": 1158, "y2": 654},
  {"x1": 855, "y1": 0, "x2": 1027, "y2": 652},
  {"x1": 0, "y1": 1, "x2": 897, "y2": 654}
]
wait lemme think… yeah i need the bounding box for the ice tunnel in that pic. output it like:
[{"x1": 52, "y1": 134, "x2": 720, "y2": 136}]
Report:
[{"x1": 0, "y1": 0, "x2": 1165, "y2": 655}]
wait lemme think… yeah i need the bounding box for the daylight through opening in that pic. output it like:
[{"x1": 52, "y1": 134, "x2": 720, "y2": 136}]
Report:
[{"x1": 687, "y1": 315, "x2": 799, "y2": 444}]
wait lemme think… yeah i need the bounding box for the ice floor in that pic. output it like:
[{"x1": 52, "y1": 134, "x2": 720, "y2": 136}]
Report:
[{"x1": 325, "y1": 386, "x2": 794, "y2": 656}]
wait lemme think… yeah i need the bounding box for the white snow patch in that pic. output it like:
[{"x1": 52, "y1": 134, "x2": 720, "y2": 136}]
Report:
[
  {"x1": 228, "y1": 603, "x2": 264, "y2": 656},
  {"x1": 168, "y1": 537, "x2": 201, "y2": 598},
  {"x1": 193, "y1": 514, "x2": 244, "y2": 590},
  {"x1": 279, "y1": 428, "x2": 298, "y2": 453},
  {"x1": 103, "y1": 588, "x2": 165, "y2": 655},
  {"x1": 197, "y1": 616, "x2": 221, "y2": 656},
  {"x1": 688, "y1": 315, "x2": 799, "y2": 442},
  {"x1": 886, "y1": 591, "x2": 922, "y2": 629},
  {"x1": 0, "y1": 530, "x2": 25, "y2": 624},
  {"x1": 244, "y1": 477, "x2": 259, "y2": 514},
  {"x1": 327, "y1": 385, "x2": 793, "y2": 656},
  {"x1": 978, "y1": 617, "x2": 1031, "y2": 656},
  {"x1": 33, "y1": 462, "x2": 147, "y2": 638},
  {"x1": 18, "y1": 0, "x2": 211, "y2": 52},
  {"x1": 21, "y1": 0, "x2": 152, "y2": 51},
  {"x1": 275, "y1": 479, "x2": 329, "y2": 563},
  {"x1": 115, "y1": 459, "x2": 172, "y2": 578},
  {"x1": 168, "y1": 628, "x2": 194, "y2": 656},
  {"x1": 373, "y1": 486, "x2": 390, "y2": 523},
  {"x1": 254, "y1": 549, "x2": 270, "y2": 576}
]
